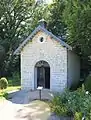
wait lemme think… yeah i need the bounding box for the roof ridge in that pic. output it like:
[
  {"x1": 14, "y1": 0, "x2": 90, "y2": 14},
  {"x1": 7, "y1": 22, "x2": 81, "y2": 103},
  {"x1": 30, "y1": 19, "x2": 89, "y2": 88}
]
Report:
[{"x1": 14, "y1": 25, "x2": 72, "y2": 55}]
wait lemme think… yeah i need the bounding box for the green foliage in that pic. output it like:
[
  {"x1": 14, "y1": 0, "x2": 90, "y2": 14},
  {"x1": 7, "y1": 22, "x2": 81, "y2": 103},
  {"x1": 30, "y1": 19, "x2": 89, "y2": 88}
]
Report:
[
  {"x1": 0, "y1": 0, "x2": 36, "y2": 77},
  {"x1": 0, "y1": 77, "x2": 8, "y2": 89},
  {"x1": 84, "y1": 74, "x2": 91, "y2": 92},
  {"x1": 12, "y1": 72, "x2": 20, "y2": 86},
  {"x1": 46, "y1": 0, "x2": 91, "y2": 78},
  {"x1": 0, "y1": 0, "x2": 50, "y2": 77},
  {"x1": 0, "y1": 91, "x2": 9, "y2": 99},
  {"x1": 8, "y1": 72, "x2": 20, "y2": 86},
  {"x1": 3, "y1": 92, "x2": 9, "y2": 99},
  {"x1": 0, "y1": 0, "x2": 91, "y2": 80},
  {"x1": 50, "y1": 86, "x2": 91, "y2": 119},
  {"x1": 63, "y1": 0, "x2": 91, "y2": 77},
  {"x1": 47, "y1": 0, "x2": 91, "y2": 78},
  {"x1": 74, "y1": 112, "x2": 82, "y2": 120},
  {"x1": 50, "y1": 95, "x2": 68, "y2": 116},
  {"x1": 47, "y1": 0, "x2": 66, "y2": 37},
  {"x1": 30, "y1": 4, "x2": 50, "y2": 31}
]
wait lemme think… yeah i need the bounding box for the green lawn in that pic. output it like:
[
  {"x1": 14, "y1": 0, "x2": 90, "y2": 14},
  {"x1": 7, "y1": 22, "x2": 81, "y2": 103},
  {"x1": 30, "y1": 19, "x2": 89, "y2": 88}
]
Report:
[
  {"x1": 0, "y1": 73, "x2": 21, "y2": 100},
  {"x1": 0, "y1": 86, "x2": 21, "y2": 99},
  {"x1": 3, "y1": 86, "x2": 20, "y2": 92}
]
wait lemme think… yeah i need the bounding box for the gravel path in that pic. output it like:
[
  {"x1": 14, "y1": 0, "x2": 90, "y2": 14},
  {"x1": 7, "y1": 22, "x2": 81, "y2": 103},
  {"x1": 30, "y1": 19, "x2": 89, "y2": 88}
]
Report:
[{"x1": 0, "y1": 90, "x2": 60, "y2": 120}]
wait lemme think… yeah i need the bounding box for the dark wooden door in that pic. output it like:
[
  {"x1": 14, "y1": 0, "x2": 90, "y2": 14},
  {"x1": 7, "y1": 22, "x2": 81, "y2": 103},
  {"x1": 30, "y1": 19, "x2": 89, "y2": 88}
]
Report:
[
  {"x1": 37, "y1": 67, "x2": 45, "y2": 87},
  {"x1": 45, "y1": 67, "x2": 50, "y2": 89}
]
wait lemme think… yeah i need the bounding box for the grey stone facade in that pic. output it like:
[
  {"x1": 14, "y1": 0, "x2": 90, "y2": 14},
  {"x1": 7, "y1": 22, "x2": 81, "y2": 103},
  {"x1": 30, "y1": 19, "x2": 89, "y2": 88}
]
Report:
[
  {"x1": 14, "y1": 25, "x2": 80, "y2": 92},
  {"x1": 21, "y1": 31, "x2": 68, "y2": 92}
]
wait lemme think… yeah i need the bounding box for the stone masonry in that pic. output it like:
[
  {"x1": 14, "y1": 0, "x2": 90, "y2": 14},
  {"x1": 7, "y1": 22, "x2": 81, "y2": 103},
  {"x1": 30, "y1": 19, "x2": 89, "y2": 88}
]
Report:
[{"x1": 21, "y1": 31, "x2": 67, "y2": 92}]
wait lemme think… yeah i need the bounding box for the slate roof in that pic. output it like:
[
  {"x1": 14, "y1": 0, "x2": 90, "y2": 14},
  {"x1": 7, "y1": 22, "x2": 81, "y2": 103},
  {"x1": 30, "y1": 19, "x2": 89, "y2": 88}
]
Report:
[{"x1": 14, "y1": 25, "x2": 72, "y2": 55}]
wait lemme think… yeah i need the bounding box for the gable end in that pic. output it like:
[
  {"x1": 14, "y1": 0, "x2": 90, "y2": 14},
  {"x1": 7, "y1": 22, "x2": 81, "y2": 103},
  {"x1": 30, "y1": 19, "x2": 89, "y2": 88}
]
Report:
[{"x1": 14, "y1": 25, "x2": 72, "y2": 55}]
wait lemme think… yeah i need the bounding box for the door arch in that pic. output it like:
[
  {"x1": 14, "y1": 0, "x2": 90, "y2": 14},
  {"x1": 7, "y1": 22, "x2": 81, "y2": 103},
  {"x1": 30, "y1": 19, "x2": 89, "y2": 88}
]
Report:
[{"x1": 34, "y1": 60, "x2": 50, "y2": 89}]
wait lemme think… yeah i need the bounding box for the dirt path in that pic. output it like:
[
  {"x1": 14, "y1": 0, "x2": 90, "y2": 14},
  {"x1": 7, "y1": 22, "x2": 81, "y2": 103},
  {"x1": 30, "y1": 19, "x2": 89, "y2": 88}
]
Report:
[
  {"x1": 0, "y1": 100, "x2": 61, "y2": 120},
  {"x1": 0, "y1": 90, "x2": 60, "y2": 120}
]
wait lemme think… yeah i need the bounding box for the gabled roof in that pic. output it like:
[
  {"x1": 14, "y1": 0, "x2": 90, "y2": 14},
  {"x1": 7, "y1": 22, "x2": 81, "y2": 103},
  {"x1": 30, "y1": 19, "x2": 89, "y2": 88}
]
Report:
[{"x1": 14, "y1": 25, "x2": 72, "y2": 55}]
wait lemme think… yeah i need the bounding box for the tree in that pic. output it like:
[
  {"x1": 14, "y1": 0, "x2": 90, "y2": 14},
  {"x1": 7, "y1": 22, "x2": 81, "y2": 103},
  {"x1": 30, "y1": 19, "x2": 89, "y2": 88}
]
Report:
[
  {"x1": 0, "y1": 0, "x2": 36, "y2": 76},
  {"x1": 0, "y1": 0, "x2": 50, "y2": 77},
  {"x1": 46, "y1": 0, "x2": 91, "y2": 79},
  {"x1": 63, "y1": 0, "x2": 91, "y2": 78},
  {"x1": 1, "y1": 0, "x2": 91, "y2": 81},
  {"x1": 29, "y1": 3, "x2": 50, "y2": 32},
  {"x1": 47, "y1": 0, "x2": 67, "y2": 39}
]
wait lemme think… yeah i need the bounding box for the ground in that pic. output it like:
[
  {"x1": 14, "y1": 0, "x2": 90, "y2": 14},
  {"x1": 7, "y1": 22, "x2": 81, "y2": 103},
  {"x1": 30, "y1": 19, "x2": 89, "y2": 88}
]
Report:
[
  {"x1": 0, "y1": 89, "x2": 60, "y2": 120},
  {"x1": 0, "y1": 100, "x2": 51, "y2": 120}
]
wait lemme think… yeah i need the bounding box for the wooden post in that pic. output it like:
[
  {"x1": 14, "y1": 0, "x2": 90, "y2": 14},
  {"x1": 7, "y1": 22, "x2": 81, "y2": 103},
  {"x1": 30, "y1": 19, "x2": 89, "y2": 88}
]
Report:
[{"x1": 37, "y1": 86, "x2": 43, "y2": 100}]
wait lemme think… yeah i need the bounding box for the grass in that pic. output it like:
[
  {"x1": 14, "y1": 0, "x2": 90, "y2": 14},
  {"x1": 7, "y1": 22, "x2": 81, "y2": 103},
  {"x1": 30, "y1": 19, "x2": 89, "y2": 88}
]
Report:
[
  {"x1": 2, "y1": 86, "x2": 20, "y2": 92},
  {"x1": 0, "y1": 73, "x2": 21, "y2": 100},
  {"x1": 0, "y1": 86, "x2": 20, "y2": 93},
  {"x1": 0, "y1": 86, "x2": 21, "y2": 100}
]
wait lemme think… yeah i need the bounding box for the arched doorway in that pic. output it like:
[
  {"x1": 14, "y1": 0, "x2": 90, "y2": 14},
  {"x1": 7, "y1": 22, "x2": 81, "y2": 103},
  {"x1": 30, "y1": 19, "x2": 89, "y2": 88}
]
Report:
[{"x1": 35, "y1": 61, "x2": 50, "y2": 89}]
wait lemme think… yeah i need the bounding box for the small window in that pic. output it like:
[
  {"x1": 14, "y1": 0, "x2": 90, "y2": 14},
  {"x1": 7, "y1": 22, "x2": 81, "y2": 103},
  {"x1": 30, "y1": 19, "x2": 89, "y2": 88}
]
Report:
[{"x1": 40, "y1": 37, "x2": 44, "y2": 42}]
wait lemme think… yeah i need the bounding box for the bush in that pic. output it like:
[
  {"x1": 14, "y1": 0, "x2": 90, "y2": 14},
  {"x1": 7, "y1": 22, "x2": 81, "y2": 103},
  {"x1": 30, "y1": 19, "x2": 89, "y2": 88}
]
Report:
[
  {"x1": 0, "y1": 77, "x2": 8, "y2": 89},
  {"x1": 12, "y1": 72, "x2": 20, "y2": 86},
  {"x1": 8, "y1": 72, "x2": 20, "y2": 86},
  {"x1": 3, "y1": 92, "x2": 9, "y2": 99},
  {"x1": 74, "y1": 112, "x2": 82, "y2": 120},
  {"x1": 84, "y1": 74, "x2": 91, "y2": 92},
  {"x1": 50, "y1": 86, "x2": 91, "y2": 119},
  {"x1": 50, "y1": 95, "x2": 68, "y2": 116}
]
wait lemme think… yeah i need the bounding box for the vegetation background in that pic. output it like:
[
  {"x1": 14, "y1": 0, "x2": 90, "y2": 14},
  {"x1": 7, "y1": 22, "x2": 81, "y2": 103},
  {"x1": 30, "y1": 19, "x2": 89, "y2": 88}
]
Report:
[{"x1": 0, "y1": 0, "x2": 91, "y2": 86}]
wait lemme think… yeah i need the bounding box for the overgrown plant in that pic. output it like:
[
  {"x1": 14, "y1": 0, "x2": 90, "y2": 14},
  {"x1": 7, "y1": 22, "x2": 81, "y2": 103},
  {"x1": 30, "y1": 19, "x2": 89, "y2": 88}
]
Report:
[
  {"x1": 12, "y1": 72, "x2": 20, "y2": 86},
  {"x1": 50, "y1": 85, "x2": 91, "y2": 119},
  {"x1": 8, "y1": 72, "x2": 21, "y2": 86},
  {"x1": 50, "y1": 95, "x2": 68, "y2": 116},
  {"x1": 84, "y1": 74, "x2": 91, "y2": 92}
]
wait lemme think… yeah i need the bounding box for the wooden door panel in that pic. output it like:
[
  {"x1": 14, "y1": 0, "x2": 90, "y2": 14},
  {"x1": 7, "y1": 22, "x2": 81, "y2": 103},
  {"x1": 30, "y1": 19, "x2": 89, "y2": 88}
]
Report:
[{"x1": 45, "y1": 67, "x2": 50, "y2": 89}]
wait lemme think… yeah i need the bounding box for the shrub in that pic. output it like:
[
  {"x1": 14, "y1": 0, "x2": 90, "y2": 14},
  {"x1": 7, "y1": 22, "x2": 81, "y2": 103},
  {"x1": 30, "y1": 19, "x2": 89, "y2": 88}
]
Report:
[
  {"x1": 3, "y1": 92, "x2": 9, "y2": 99},
  {"x1": 50, "y1": 86, "x2": 91, "y2": 119},
  {"x1": 12, "y1": 72, "x2": 20, "y2": 86},
  {"x1": 84, "y1": 74, "x2": 91, "y2": 92},
  {"x1": 8, "y1": 72, "x2": 20, "y2": 86},
  {"x1": 0, "y1": 77, "x2": 8, "y2": 89},
  {"x1": 50, "y1": 95, "x2": 68, "y2": 116},
  {"x1": 74, "y1": 112, "x2": 82, "y2": 120}
]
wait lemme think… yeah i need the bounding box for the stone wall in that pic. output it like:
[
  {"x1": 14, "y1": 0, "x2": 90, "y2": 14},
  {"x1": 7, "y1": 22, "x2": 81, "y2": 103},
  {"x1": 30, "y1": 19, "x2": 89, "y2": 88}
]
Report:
[
  {"x1": 21, "y1": 31, "x2": 67, "y2": 92},
  {"x1": 67, "y1": 50, "x2": 80, "y2": 88}
]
